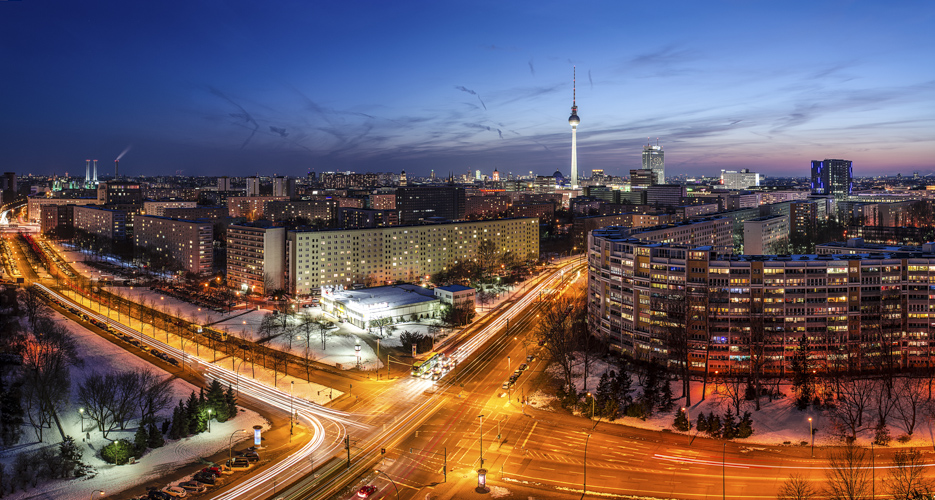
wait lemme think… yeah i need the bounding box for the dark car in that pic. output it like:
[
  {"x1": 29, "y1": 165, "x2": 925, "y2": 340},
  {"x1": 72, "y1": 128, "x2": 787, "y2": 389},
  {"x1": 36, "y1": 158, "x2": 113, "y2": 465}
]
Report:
[
  {"x1": 193, "y1": 472, "x2": 216, "y2": 485},
  {"x1": 166, "y1": 357, "x2": 180, "y2": 366},
  {"x1": 238, "y1": 451, "x2": 260, "y2": 462},
  {"x1": 147, "y1": 490, "x2": 171, "y2": 500},
  {"x1": 200, "y1": 466, "x2": 221, "y2": 478}
]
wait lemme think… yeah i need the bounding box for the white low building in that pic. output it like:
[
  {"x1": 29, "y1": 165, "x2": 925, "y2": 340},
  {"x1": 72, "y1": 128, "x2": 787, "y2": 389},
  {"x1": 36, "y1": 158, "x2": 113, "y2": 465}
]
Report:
[
  {"x1": 320, "y1": 284, "x2": 440, "y2": 329},
  {"x1": 434, "y1": 284, "x2": 475, "y2": 307}
]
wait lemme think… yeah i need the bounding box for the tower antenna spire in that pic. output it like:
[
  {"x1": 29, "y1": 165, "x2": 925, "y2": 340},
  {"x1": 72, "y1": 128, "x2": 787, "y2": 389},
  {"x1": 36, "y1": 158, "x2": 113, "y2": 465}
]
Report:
[{"x1": 573, "y1": 65, "x2": 576, "y2": 108}]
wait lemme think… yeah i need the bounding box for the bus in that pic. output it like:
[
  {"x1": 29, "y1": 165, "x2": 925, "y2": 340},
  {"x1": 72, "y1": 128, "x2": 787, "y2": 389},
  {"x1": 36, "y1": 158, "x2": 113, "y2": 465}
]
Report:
[{"x1": 412, "y1": 353, "x2": 441, "y2": 378}]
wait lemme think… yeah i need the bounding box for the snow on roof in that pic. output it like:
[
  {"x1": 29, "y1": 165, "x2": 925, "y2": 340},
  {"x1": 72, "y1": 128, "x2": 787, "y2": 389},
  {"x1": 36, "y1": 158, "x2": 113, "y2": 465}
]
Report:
[
  {"x1": 324, "y1": 284, "x2": 438, "y2": 309},
  {"x1": 435, "y1": 284, "x2": 474, "y2": 292}
]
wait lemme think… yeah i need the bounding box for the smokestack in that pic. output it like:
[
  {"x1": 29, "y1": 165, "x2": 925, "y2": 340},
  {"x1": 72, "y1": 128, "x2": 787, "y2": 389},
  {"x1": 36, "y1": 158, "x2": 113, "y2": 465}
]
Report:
[
  {"x1": 92, "y1": 160, "x2": 98, "y2": 183},
  {"x1": 115, "y1": 160, "x2": 119, "y2": 179},
  {"x1": 85, "y1": 159, "x2": 90, "y2": 183}
]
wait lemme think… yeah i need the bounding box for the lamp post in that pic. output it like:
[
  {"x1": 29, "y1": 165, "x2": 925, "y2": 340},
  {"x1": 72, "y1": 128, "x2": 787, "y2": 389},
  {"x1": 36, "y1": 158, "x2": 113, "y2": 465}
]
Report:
[
  {"x1": 478, "y1": 414, "x2": 485, "y2": 468},
  {"x1": 586, "y1": 392, "x2": 597, "y2": 429},
  {"x1": 229, "y1": 429, "x2": 247, "y2": 462},
  {"x1": 355, "y1": 341, "x2": 361, "y2": 370},
  {"x1": 207, "y1": 409, "x2": 212, "y2": 433},
  {"x1": 290, "y1": 381, "x2": 295, "y2": 437},
  {"x1": 79, "y1": 407, "x2": 85, "y2": 433},
  {"x1": 90, "y1": 489, "x2": 105, "y2": 500},
  {"x1": 582, "y1": 433, "x2": 591, "y2": 499},
  {"x1": 374, "y1": 470, "x2": 400, "y2": 500},
  {"x1": 722, "y1": 442, "x2": 726, "y2": 500},
  {"x1": 808, "y1": 417, "x2": 814, "y2": 457}
]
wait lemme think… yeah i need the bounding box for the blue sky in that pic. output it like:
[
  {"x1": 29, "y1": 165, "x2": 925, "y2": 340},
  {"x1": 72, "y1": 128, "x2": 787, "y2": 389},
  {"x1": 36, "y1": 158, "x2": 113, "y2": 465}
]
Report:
[{"x1": 2, "y1": 0, "x2": 933, "y2": 179}]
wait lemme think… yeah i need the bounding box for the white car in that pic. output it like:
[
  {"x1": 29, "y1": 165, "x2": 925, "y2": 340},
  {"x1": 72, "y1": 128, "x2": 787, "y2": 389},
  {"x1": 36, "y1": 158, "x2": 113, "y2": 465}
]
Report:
[{"x1": 162, "y1": 486, "x2": 188, "y2": 498}]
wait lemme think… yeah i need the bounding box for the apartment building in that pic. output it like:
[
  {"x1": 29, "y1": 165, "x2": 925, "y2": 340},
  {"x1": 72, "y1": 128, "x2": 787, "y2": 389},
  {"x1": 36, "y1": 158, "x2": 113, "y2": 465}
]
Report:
[
  {"x1": 27, "y1": 196, "x2": 98, "y2": 223},
  {"x1": 265, "y1": 199, "x2": 337, "y2": 223},
  {"x1": 143, "y1": 200, "x2": 197, "y2": 217},
  {"x1": 227, "y1": 196, "x2": 289, "y2": 219},
  {"x1": 287, "y1": 218, "x2": 539, "y2": 295},
  {"x1": 587, "y1": 231, "x2": 935, "y2": 374},
  {"x1": 134, "y1": 215, "x2": 213, "y2": 274},
  {"x1": 743, "y1": 215, "x2": 790, "y2": 254},
  {"x1": 73, "y1": 205, "x2": 128, "y2": 240},
  {"x1": 227, "y1": 223, "x2": 286, "y2": 294}
]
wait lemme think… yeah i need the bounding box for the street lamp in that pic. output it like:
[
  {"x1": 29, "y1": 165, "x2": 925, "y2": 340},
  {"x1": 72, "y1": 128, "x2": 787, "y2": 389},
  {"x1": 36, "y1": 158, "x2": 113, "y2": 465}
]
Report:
[
  {"x1": 79, "y1": 407, "x2": 85, "y2": 433},
  {"x1": 583, "y1": 433, "x2": 591, "y2": 498},
  {"x1": 374, "y1": 470, "x2": 400, "y2": 500},
  {"x1": 808, "y1": 417, "x2": 814, "y2": 457},
  {"x1": 207, "y1": 409, "x2": 212, "y2": 433},
  {"x1": 478, "y1": 414, "x2": 485, "y2": 468},
  {"x1": 355, "y1": 341, "x2": 361, "y2": 369},
  {"x1": 90, "y1": 489, "x2": 105, "y2": 500},
  {"x1": 229, "y1": 429, "x2": 248, "y2": 462},
  {"x1": 586, "y1": 392, "x2": 596, "y2": 428},
  {"x1": 290, "y1": 381, "x2": 295, "y2": 437}
]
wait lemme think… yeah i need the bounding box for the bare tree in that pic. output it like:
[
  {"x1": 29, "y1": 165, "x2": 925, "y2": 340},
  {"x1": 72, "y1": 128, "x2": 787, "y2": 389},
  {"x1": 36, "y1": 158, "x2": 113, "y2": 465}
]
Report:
[
  {"x1": 893, "y1": 377, "x2": 928, "y2": 436},
  {"x1": 369, "y1": 317, "x2": 395, "y2": 339},
  {"x1": 21, "y1": 318, "x2": 79, "y2": 442},
  {"x1": 883, "y1": 448, "x2": 935, "y2": 500},
  {"x1": 777, "y1": 474, "x2": 819, "y2": 500},
  {"x1": 76, "y1": 371, "x2": 118, "y2": 438},
  {"x1": 718, "y1": 369, "x2": 747, "y2": 417},
  {"x1": 19, "y1": 287, "x2": 47, "y2": 330},
  {"x1": 829, "y1": 377, "x2": 875, "y2": 440},
  {"x1": 653, "y1": 288, "x2": 691, "y2": 406},
  {"x1": 534, "y1": 283, "x2": 587, "y2": 392},
  {"x1": 136, "y1": 369, "x2": 173, "y2": 424},
  {"x1": 824, "y1": 442, "x2": 872, "y2": 500},
  {"x1": 270, "y1": 349, "x2": 289, "y2": 387}
]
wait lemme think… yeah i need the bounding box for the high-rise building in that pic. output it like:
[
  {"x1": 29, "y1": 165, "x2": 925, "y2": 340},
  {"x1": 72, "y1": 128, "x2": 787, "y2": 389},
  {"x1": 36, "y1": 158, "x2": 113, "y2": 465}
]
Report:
[
  {"x1": 396, "y1": 186, "x2": 466, "y2": 223},
  {"x1": 642, "y1": 142, "x2": 665, "y2": 185},
  {"x1": 492, "y1": 169, "x2": 500, "y2": 182},
  {"x1": 227, "y1": 222, "x2": 285, "y2": 294},
  {"x1": 135, "y1": 216, "x2": 213, "y2": 274},
  {"x1": 721, "y1": 169, "x2": 760, "y2": 190},
  {"x1": 743, "y1": 215, "x2": 789, "y2": 254},
  {"x1": 217, "y1": 176, "x2": 231, "y2": 192},
  {"x1": 811, "y1": 159, "x2": 853, "y2": 200},
  {"x1": 568, "y1": 67, "x2": 580, "y2": 189},
  {"x1": 245, "y1": 176, "x2": 260, "y2": 197},
  {"x1": 629, "y1": 169, "x2": 655, "y2": 188}
]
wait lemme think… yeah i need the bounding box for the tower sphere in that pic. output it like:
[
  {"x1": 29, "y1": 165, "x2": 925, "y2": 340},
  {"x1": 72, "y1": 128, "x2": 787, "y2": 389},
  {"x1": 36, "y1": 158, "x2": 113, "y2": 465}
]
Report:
[{"x1": 568, "y1": 113, "x2": 580, "y2": 126}]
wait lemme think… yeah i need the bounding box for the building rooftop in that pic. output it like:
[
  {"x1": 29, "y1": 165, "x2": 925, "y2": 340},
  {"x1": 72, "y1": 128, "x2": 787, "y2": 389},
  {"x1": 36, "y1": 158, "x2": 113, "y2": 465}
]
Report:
[
  {"x1": 322, "y1": 284, "x2": 438, "y2": 309},
  {"x1": 436, "y1": 284, "x2": 473, "y2": 292}
]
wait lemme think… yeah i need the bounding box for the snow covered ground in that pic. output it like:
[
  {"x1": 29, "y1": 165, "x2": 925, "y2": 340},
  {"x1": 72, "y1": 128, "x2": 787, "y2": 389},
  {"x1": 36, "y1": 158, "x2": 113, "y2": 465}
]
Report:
[
  {"x1": 0, "y1": 310, "x2": 268, "y2": 499},
  {"x1": 544, "y1": 355, "x2": 935, "y2": 449}
]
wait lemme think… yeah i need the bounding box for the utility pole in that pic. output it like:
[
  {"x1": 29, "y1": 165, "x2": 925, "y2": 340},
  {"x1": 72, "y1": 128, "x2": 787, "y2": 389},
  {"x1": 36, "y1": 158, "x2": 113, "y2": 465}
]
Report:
[
  {"x1": 345, "y1": 435, "x2": 351, "y2": 469},
  {"x1": 443, "y1": 447, "x2": 447, "y2": 482}
]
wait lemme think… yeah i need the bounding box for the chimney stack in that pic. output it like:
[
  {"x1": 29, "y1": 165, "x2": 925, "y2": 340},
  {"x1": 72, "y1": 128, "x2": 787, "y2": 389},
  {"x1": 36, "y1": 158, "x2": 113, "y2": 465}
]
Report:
[
  {"x1": 85, "y1": 159, "x2": 91, "y2": 184},
  {"x1": 92, "y1": 160, "x2": 98, "y2": 183},
  {"x1": 115, "y1": 160, "x2": 119, "y2": 179}
]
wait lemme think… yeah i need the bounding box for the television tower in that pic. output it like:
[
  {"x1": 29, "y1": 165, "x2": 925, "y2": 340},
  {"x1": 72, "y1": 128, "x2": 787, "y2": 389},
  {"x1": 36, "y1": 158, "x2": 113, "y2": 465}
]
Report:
[{"x1": 568, "y1": 66, "x2": 580, "y2": 189}]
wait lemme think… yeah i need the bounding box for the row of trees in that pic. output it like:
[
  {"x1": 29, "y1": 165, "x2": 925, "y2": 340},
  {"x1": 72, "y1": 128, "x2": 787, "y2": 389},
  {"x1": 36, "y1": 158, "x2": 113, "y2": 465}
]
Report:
[{"x1": 778, "y1": 445, "x2": 933, "y2": 500}]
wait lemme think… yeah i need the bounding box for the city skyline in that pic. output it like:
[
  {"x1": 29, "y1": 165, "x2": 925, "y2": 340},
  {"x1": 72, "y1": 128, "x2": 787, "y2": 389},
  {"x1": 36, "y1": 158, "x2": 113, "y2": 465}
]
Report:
[{"x1": 2, "y1": 1, "x2": 933, "y2": 178}]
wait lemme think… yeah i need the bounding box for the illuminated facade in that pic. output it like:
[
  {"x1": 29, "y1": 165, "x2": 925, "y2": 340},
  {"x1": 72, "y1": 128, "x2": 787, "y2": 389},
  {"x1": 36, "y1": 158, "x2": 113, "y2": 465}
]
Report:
[
  {"x1": 135, "y1": 215, "x2": 213, "y2": 274},
  {"x1": 588, "y1": 229, "x2": 935, "y2": 374},
  {"x1": 287, "y1": 217, "x2": 539, "y2": 295},
  {"x1": 227, "y1": 223, "x2": 285, "y2": 294}
]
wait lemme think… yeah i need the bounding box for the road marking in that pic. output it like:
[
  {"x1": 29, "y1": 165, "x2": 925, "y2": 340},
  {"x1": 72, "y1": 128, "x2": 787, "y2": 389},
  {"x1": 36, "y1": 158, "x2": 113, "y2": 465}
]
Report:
[{"x1": 521, "y1": 422, "x2": 537, "y2": 448}]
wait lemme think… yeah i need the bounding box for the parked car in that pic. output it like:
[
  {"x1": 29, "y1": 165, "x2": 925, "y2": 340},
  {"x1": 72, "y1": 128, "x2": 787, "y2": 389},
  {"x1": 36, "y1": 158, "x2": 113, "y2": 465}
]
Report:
[
  {"x1": 201, "y1": 466, "x2": 222, "y2": 477},
  {"x1": 527, "y1": 354, "x2": 535, "y2": 362},
  {"x1": 166, "y1": 357, "x2": 180, "y2": 366},
  {"x1": 238, "y1": 450, "x2": 260, "y2": 462},
  {"x1": 518, "y1": 363, "x2": 528, "y2": 372},
  {"x1": 501, "y1": 380, "x2": 513, "y2": 390},
  {"x1": 227, "y1": 458, "x2": 251, "y2": 470},
  {"x1": 161, "y1": 486, "x2": 187, "y2": 498},
  {"x1": 357, "y1": 485, "x2": 378, "y2": 498},
  {"x1": 193, "y1": 473, "x2": 216, "y2": 485},
  {"x1": 178, "y1": 482, "x2": 206, "y2": 493},
  {"x1": 148, "y1": 491, "x2": 171, "y2": 500}
]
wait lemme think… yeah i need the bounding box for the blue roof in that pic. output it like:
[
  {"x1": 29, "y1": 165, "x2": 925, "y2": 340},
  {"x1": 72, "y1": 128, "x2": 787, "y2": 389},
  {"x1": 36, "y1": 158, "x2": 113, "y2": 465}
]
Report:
[{"x1": 436, "y1": 285, "x2": 473, "y2": 292}]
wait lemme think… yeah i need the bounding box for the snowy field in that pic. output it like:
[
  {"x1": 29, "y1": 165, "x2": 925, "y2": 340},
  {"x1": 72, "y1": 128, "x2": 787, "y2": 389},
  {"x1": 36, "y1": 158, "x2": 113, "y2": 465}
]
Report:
[
  {"x1": 541, "y1": 355, "x2": 935, "y2": 449},
  {"x1": 0, "y1": 311, "x2": 268, "y2": 499}
]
